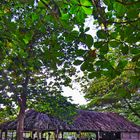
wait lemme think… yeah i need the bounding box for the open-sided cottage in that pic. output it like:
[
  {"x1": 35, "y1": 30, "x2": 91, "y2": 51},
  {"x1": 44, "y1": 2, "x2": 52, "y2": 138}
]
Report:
[{"x1": 0, "y1": 109, "x2": 140, "y2": 140}]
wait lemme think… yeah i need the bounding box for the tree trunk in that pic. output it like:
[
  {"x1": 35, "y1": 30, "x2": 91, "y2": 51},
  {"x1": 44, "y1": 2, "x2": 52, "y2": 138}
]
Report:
[
  {"x1": 16, "y1": 101, "x2": 26, "y2": 140},
  {"x1": 16, "y1": 75, "x2": 29, "y2": 140}
]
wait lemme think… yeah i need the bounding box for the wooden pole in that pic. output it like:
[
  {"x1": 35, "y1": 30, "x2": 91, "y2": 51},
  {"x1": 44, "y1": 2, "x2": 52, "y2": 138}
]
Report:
[
  {"x1": 37, "y1": 131, "x2": 40, "y2": 140},
  {"x1": 11, "y1": 131, "x2": 14, "y2": 140},
  {"x1": 96, "y1": 132, "x2": 99, "y2": 140},
  {"x1": 48, "y1": 132, "x2": 51, "y2": 140},
  {"x1": 5, "y1": 131, "x2": 7, "y2": 140},
  {"x1": 79, "y1": 131, "x2": 81, "y2": 140},
  {"x1": 41, "y1": 132, "x2": 44, "y2": 139},
  {"x1": 45, "y1": 132, "x2": 48, "y2": 140},
  {"x1": 54, "y1": 129, "x2": 59, "y2": 140},
  {"x1": 61, "y1": 132, "x2": 64, "y2": 140},
  {"x1": 76, "y1": 131, "x2": 81, "y2": 140},
  {"x1": 32, "y1": 131, "x2": 35, "y2": 139}
]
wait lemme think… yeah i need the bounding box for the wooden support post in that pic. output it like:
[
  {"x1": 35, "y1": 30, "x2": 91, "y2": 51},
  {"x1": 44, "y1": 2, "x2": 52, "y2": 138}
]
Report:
[
  {"x1": 96, "y1": 132, "x2": 99, "y2": 140},
  {"x1": 79, "y1": 131, "x2": 81, "y2": 140},
  {"x1": 48, "y1": 132, "x2": 51, "y2": 140},
  {"x1": 45, "y1": 132, "x2": 48, "y2": 140},
  {"x1": 41, "y1": 132, "x2": 44, "y2": 139},
  {"x1": 11, "y1": 131, "x2": 14, "y2": 140},
  {"x1": 29, "y1": 131, "x2": 31, "y2": 137},
  {"x1": 37, "y1": 131, "x2": 40, "y2": 140},
  {"x1": 5, "y1": 131, "x2": 7, "y2": 140},
  {"x1": 61, "y1": 132, "x2": 64, "y2": 140},
  {"x1": 32, "y1": 131, "x2": 35, "y2": 139},
  {"x1": 54, "y1": 130, "x2": 59, "y2": 140},
  {"x1": 76, "y1": 131, "x2": 81, "y2": 140}
]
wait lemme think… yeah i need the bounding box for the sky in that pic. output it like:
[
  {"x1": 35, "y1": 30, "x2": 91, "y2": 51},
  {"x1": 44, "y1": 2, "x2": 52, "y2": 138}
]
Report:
[
  {"x1": 62, "y1": 16, "x2": 95, "y2": 105},
  {"x1": 62, "y1": 86, "x2": 87, "y2": 105}
]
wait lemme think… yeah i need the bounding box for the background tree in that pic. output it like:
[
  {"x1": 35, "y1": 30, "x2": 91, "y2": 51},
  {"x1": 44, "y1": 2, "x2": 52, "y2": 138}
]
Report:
[
  {"x1": 85, "y1": 69, "x2": 140, "y2": 124},
  {"x1": 1, "y1": 0, "x2": 140, "y2": 139},
  {"x1": 0, "y1": 0, "x2": 91, "y2": 140},
  {"x1": 74, "y1": 0, "x2": 140, "y2": 79},
  {"x1": 71, "y1": 0, "x2": 140, "y2": 124}
]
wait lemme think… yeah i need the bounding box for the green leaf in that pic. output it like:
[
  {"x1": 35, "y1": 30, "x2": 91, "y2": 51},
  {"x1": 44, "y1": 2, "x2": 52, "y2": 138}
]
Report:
[
  {"x1": 80, "y1": 0, "x2": 92, "y2": 6},
  {"x1": 22, "y1": 31, "x2": 33, "y2": 45},
  {"x1": 73, "y1": 60, "x2": 83, "y2": 65},
  {"x1": 77, "y1": 7, "x2": 86, "y2": 23},
  {"x1": 19, "y1": 49, "x2": 28, "y2": 58},
  {"x1": 60, "y1": 9, "x2": 70, "y2": 20},
  {"x1": 80, "y1": 62, "x2": 87, "y2": 71},
  {"x1": 127, "y1": 8, "x2": 139, "y2": 18},
  {"x1": 109, "y1": 41, "x2": 120, "y2": 48},
  {"x1": 100, "y1": 43, "x2": 109, "y2": 54},
  {"x1": 95, "y1": 60, "x2": 103, "y2": 66},
  {"x1": 130, "y1": 48, "x2": 140, "y2": 54},
  {"x1": 38, "y1": 1, "x2": 46, "y2": 8},
  {"x1": 117, "y1": 88, "x2": 128, "y2": 98},
  {"x1": 97, "y1": 30, "x2": 108, "y2": 39},
  {"x1": 120, "y1": 44, "x2": 129, "y2": 55},
  {"x1": 104, "y1": 0, "x2": 114, "y2": 10},
  {"x1": 23, "y1": 35, "x2": 30, "y2": 44},
  {"x1": 76, "y1": 49, "x2": 86, "y2": 56},
  {"x1": 116, "y1": 60, "x2": 128, "y2": 70},
  {"x1": 32, "y1": 13, "x2": 39, "y2": 21},
  {"x1": 132, "y1": 54, "x2": 140, "y2": 62},
  {"x1": 71, "y1": 0, "x2": 79, "y2": 4},
  {"x1": 85, "y1": 27, "x2": 90, "y2": 32},
  {"x1": 70, "y1": 6, "x2": 79, "y2": 14},
  {"x1": 113, "y1": 2, "x2": 126, "y2": 16},
  {"x1": 136, "y1": 61, "x2": 140, "y2": 67},
  {"x1": 88, "y1": 72, "x2": 96, "y2": 79},
  {"x1": 85, "y1": 34, "x2": 94, "y2": 48},
  {"x1": 86, "y1": 63, "x2": 94, "y2": 71},
  {"x1": 134, "y1": 68, "x2": 140, "y2": 76},
  {"x1": 80, "y1": 34, "x2": 93, "y2": 48},
  {"x1": 80, "y1": 60, "x2": 94, "y2": 71},
  {"x1": 82, "y1": 6, "x2": 92, "y2": 15},
  {"x1": 71, "y1": 30, "x2": 79, "y2": 37},
  {"x1": 94, "y1": 41, "x2": 105, "y2": 48}
]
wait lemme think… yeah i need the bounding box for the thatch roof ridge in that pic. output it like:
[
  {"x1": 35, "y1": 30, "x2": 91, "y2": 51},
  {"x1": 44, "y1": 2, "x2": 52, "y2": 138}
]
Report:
[
  {"x1": 73, "y1": 110, "x2": 140, "y2": 132},
  {"x1": 0, "y1": 109, "x2": 140, "y2": 132}
]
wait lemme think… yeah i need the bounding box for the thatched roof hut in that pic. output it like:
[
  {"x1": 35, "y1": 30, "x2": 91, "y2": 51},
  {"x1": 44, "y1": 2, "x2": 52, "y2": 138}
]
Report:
[{"x1": 0, "y1": 109, "x2": 140, "y2": 133}]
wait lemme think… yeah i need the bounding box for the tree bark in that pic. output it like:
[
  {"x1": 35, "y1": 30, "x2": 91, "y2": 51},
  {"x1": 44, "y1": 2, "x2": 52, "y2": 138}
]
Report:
[
  {"x1": 16, "y1": 98, "x2": 26, "y2": 140},
  {"x1": 16, "y1": 75, "x2": 29, "y2": 140}
]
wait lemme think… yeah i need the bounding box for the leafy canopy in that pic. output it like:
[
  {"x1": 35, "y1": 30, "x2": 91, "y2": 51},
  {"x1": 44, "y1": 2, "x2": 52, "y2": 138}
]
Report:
[
  {"x1": 0, "y1": 0, "x2": 140, "y2": 121},
  {"x1": 0, "y1": 0, "x2": 89, "y2": 119}
]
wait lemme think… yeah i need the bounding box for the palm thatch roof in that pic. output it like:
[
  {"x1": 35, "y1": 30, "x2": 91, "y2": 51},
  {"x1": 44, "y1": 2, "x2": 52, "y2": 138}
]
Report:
[{"x1": 0, "y1": 109, "x2": 140, "y2": 132}]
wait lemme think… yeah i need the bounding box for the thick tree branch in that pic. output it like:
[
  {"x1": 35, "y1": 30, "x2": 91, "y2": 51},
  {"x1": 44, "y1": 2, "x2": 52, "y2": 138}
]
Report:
[
  {"x1": 92, "y1": 0, "x2": 108, "y2": 30},
  {"x1": 40, "y1": 0, "x2": 61, "y2": 19}
]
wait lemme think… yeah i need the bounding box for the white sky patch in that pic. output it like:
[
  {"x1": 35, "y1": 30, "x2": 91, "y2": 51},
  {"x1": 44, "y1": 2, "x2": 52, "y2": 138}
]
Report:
[
  {"x1": 62, "y1": 86, "x2": 87, "y2": 105},
  {"x1": 85, "y1": 16, "x2": 97, "y2": 36}
]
